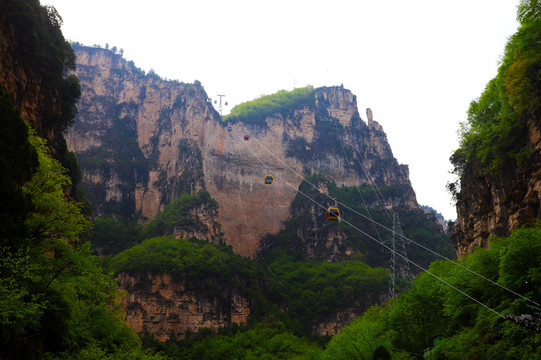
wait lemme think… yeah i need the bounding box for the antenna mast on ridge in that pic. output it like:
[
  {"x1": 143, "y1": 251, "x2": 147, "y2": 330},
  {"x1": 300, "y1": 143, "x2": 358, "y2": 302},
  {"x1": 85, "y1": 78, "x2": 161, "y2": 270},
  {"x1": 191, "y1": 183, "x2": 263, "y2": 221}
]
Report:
[{"x1": 216, "y1": 94, "x2": 227, "y2": 116}]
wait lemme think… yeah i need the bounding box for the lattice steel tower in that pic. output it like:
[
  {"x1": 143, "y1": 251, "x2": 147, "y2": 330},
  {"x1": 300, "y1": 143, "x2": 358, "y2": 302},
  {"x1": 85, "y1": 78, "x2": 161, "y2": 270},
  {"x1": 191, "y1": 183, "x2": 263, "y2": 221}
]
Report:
[{"x1": 389, "y1": 212, "x2": 413, "y2": 298}]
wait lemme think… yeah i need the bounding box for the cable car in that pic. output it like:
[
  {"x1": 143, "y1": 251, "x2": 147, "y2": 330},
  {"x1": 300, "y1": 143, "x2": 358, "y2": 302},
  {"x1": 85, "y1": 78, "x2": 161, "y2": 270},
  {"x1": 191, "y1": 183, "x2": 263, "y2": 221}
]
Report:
[
  {"x1": 227, "y1": 126, "x2": 232, "y2": 132},
  {"x1": 326, "y1": 207, "x2": 340, "y2": 221},
  {"x1": 264, "y1": 174, "x2": 274, "y2": 184},
  {"x1": 244, "y1": 134, "x2": 250, "y2": 140}
]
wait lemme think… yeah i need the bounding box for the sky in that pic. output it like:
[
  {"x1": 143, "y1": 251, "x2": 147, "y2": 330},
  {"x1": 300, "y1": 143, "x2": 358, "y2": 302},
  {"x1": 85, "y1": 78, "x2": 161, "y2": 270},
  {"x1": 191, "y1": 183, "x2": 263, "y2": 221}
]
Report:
[{"x1": 41, "y1": 0, "x2": 521, "y2": 220}]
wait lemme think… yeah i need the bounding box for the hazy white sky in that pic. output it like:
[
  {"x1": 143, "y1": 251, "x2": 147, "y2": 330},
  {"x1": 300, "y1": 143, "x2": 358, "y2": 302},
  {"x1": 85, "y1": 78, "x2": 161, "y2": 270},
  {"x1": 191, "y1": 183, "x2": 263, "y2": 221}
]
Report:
[{"x1": 41, "y1": 0, "x2": 521, "y2": 220}]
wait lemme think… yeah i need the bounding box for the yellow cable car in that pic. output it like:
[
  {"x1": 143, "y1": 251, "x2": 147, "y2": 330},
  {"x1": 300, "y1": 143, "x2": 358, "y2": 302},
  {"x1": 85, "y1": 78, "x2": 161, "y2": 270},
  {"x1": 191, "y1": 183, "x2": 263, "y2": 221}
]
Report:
[
  {"x1": 326, "y1": 207, "x2": 340, "y2": 221},
  {"x1": 264, "y1": 174, "x2": 274, "y2": 184}
]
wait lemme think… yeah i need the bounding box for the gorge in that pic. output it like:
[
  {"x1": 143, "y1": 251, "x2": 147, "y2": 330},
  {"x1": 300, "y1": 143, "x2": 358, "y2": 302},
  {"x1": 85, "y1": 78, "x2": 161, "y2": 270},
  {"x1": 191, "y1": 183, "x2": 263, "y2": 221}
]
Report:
[
  {"x1": 2, "y1": 1, "x2": 539, "y2": 358},
  {"x1": 64, "y1": 44, "x2": 451, "y2": 339}
]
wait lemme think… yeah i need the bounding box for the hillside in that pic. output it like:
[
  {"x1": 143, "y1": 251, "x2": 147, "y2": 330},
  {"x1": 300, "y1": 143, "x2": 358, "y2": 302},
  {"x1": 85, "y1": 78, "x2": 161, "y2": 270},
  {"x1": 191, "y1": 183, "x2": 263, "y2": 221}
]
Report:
[
  {"x1": 9, "y1": 0, "x2": 538, "y2": 357},
  {"x1": 0, "y1": 1, "x2": 160, "y2": 358},
  {"x1": 315, "y1": 2, "x2": 541, "y2": 358},
  {"x1": 63, "y1": 44, "x2": 455, "y2": 340},
  {"x1": 67, "y1": 46, "x2": 446, "y2": 259},
  {"x1": 450, "y1": 0, "x2": 541, "y2": 257}
]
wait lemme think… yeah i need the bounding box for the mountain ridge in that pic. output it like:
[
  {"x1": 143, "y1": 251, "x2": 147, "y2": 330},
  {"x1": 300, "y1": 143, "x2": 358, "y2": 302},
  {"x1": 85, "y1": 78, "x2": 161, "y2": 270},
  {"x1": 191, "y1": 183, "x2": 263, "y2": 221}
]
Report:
[{"x1": 67, "y1": 45, "x2": 437, "y2": 257}]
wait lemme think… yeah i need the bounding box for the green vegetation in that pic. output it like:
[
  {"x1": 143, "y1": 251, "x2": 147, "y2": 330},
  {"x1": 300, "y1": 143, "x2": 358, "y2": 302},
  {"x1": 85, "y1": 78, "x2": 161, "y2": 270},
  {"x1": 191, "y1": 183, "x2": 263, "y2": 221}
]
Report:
[
  {"x1": 451, "y1": 0, "x2": 540, "y2": 177},
  {"x1": 142, "y1": 191, "x2": 217, "y2": 239},
  {"x1": 90, "y1": 216, "x2": 143, "y2": 255},
  {"x1": 91, "y1": 191, "x2": 217, "y2": 256},
  {"x1": 321, "y1": 223, "x2": 541, "y2": 359},
  {"x1": 145, "y1": 323, "x2": 323, "y2": 360},
  {"x1": 0, "y1": 129, "x2": 159, "y2": 359},
  {"x1": 263, "y1": 256, "x2": 388, "y2": 333},
  {"x1": 0, "y1": 2, "x2": 163, "y2": 357},
  {"x1": 263, "y1": 175, "x2": 454, "y2": 269},
  {"x1": 0, "y1": 88, "x2": 38, "y2": 250},
  {"x1": 109, "y1": 236, "x2": 260, "y2": 287},
  {"x1": 3, "y1": 0, "x2": 80, "y2": 135},
  {"x1": 224, "y1": 86, "x2": 315, "y2": 125}
]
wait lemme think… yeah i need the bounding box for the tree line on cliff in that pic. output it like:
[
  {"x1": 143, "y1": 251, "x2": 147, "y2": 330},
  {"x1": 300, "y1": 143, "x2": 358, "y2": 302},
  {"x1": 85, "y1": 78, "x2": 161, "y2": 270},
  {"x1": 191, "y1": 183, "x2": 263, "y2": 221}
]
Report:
[
  {"x1": 449, "y1": 0, "x2": 541, "y2": 183},
  {"x1": 138, "y1": 224, "x2": 541, "y2": 359}
]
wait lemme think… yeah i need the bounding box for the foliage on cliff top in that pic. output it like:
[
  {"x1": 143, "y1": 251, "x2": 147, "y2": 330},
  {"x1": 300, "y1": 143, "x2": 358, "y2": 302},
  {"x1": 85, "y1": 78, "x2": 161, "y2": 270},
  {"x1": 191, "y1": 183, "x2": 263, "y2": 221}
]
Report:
[
  {"x1": 322, "y1": 223, "x2": 541, "y2": 359},
  {"x1": 143, "y1": 191, "x2": 218, "y2": 239},
  {"x1": 224, "y1": 86, "x2": 315, "y2": 125},
  {"x1": 451, "y1": 0, "x2": 540, "y2": 178},
  {"x1": 110, "y1": 236, "x2": 262, "y2": 284}
]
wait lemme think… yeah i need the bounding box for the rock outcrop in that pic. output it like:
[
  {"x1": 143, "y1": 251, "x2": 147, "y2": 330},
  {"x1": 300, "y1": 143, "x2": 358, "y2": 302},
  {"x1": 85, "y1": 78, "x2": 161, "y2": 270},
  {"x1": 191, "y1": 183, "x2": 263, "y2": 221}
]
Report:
[
  {"x1": 0, "y1": 3, "x2": 75, "y2": 144},
  {"x1": 453, "y1": 113, "x2": 541, "y2": 257},
  {"x1": 67, "y1": 46, "x2": 420, "y2": 257},
  {"x1": 118, "y1": 272, "x2": 250, "y2": 341}
]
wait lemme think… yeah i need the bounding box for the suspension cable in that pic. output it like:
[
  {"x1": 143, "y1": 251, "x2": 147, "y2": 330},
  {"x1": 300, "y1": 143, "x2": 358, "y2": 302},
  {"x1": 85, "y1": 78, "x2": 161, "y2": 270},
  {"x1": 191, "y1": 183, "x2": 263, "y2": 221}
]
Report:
[
  {"x1": 227, "y1": 112, "x2": 539, "y2": 307},
  {"x1": 228, "y1": 123, "x2": 323, "y2": 318},
  {"x1": 329, "y1": 109, "x2": 385, "y2": 245},
  {"x1": 227, "y1": 122, "x2": 506, "y2": 319}
]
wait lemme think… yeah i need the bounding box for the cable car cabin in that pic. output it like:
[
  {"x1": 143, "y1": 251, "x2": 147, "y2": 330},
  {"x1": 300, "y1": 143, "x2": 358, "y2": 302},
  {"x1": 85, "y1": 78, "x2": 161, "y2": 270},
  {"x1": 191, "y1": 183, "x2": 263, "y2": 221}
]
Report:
[
  {"x1": 244, "y1": 134, "x2": 250, "y2": 140},
  {"x1": 227, "y1": 126, "x2": 232, "y2": 132},
  {"x1": 264, "y1": 174, "x2": 274, "y2": 184},
  {"x1": 326, "y1": 207, "x2": 340, "y2": 221}
]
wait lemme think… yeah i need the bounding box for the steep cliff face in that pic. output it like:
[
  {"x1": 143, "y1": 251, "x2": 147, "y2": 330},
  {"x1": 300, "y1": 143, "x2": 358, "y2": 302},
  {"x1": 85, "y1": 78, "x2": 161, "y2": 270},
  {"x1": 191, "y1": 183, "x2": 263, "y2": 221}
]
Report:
[
  {"x1": 67, "y1": 46, "x2": 419, "y2": 257},
  {"x1": 451, "y1": 8, "x2": 541, "y2": 258},
  {"x1": 0, "y1": 15, "x2": 41, "y2": 128},
  {"x1": 118, "y1": 272, "x2": 250, "y2": 341},
  {"x1": 453, "y1": 114, "x2": 541, "y2": 257},
  {"x1": 0, "y1": 2, "x2": 77, "y2": 145}
]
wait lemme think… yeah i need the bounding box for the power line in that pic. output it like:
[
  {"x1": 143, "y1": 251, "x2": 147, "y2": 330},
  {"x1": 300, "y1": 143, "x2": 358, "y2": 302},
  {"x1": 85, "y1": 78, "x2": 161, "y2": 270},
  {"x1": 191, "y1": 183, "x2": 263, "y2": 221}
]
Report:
[
  {"x1": 228, "y1": 111, "x2": 539, "y2": 307},
  {"x1": 329, "y1": 108, "x2": 411, "y2": 298},
  {"x1": 226, "y1": 120, "x2": 507, "y2": 320}
]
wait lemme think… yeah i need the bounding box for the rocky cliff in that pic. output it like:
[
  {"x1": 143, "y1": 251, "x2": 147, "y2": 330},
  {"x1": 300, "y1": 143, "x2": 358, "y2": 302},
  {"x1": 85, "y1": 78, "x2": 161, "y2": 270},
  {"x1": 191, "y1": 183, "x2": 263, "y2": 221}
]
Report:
[
  {"x1": 0, "y1": 2, "x2": 78, "y2": 146},
  {"x1": 118, "y1": 272, "x2": 250, "y2": 341},
  {"x1": 451, "y1": 9, "x2": 541, "y2": 258},
  {"x1": 67, "y1": 46, "x2": 420, "y2": 257},
  {"x1": 452, "y1": 113, "x2": 541, "y2": 257},
  {"x1": 64, "y1": 45, "x2": 453, "y2": 340}
]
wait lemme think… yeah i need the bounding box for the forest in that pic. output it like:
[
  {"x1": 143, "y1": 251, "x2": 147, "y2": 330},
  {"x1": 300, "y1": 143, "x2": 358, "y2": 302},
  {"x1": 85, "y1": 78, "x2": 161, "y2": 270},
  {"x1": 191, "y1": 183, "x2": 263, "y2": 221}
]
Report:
[{"x1": 1, "y1": 0, "x2": 540, "y2": 359}]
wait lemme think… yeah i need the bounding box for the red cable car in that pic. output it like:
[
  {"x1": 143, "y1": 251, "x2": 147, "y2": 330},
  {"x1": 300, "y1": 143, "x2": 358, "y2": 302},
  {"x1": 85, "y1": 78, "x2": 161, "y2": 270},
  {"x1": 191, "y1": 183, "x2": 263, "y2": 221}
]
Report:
[
  {"x1": 244, "y1": 134, "x2": 250, "y2": 140},
  {"x1": 227, "y1": 126, "x2": 232, "y2": 132}
]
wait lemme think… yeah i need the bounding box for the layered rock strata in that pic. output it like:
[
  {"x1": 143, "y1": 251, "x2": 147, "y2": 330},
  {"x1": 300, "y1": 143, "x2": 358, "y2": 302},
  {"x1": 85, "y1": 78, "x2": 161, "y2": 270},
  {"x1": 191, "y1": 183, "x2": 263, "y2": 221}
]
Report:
[
  {"x1": 453, "y1": 113, "x2": 541, "y2": 257},
  {"x1": 118, "y1": 273, "x2": 250, "y2": 341},
  {"x1": 67, "y1": 46, "x2": 419, "y2": 257}
]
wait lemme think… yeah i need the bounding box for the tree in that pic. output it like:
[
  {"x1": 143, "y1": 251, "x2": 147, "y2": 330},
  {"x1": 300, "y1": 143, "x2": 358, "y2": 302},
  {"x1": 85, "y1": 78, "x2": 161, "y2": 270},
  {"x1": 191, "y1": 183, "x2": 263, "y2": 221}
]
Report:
[{"x1": 0, "y1": 88, "x2": 38, "y2": 250}]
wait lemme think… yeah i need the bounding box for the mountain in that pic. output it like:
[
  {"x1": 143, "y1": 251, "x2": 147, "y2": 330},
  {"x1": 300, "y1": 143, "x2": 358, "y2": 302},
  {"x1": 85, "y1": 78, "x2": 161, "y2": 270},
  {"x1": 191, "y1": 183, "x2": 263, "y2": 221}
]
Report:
[
  {"x1": 67, "y1": 45, "x2": 447, "y2": 260},
  {"x1": 420, "y1": 205, "x2": 448, "y2": 233},
  {"x1": 63, "y1": 45, "x2": 456, "y2": 339}
]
